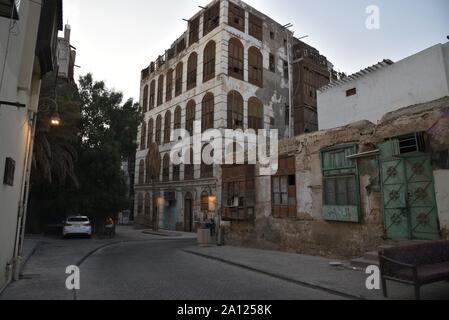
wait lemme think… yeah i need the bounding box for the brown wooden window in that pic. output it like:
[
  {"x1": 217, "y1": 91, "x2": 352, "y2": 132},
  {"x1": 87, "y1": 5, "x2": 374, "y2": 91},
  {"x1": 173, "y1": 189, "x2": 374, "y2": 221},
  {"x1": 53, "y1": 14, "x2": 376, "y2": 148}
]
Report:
[
  {"x1": 201, "y1": 191, "x2": 210, "y2": 212},
  {"x1": 140, "y1": 122, "x2": 147, "y2": 150},
  {"x1": 189, "y1": 17, "x2": 200, "y2": 46},
  {"x1": 144, "y1": 193, "x2": 151, "y2": 215},
  {"x1": 202, "y1": 93, "x2": 214, "y2": 132},
  {"x1": 174, "y1": 106, "x2": 182, "y2": 131},
  {"x1": 248, "y1": 47, "x2": 263, "y2": 87},
  {"x1": 248, "y1": 97, "x2": 263, "y2": 130},
  {"x1": 228, "y1": 38, "x2": 244, "y2": 80},
  {"x1": 186, "y1": 100, "x2": 196, "y2": 136},
  {"x1": 138, "y1": 160, "x2": 145, "y2": 185},
  {"x1": 149, "y1": 80, "x2": 155, "y2": 110},
  {"x1": 184, "y1": 148, "x2": 194, "y2": 180},
  {"x1": 157, "y1": 75, "x2": 164, "y2": 106},
  {"x1": 164, "y1": 110, "x2": 171, "y2": 144},
  {"x1": 155, "y1": 115, "x2": 162, "y2": 146},
  {"x1": 249, "y1": 13, "x2": 263, "y2": 41},
  {"x1": 142, "y1": 85, "x2": 148, "y2": 113},
  {"x1": 203, "y1": 41, "x2": 216, "y2": 82},
  {"x1": 201, "y1": 144, "x2": 213, "y2": 178},
  {"x1": 203, "y1": 2, "x2": 220, "y2": 36},
  {"x1": 166, "y1": 69, "x2": 173, "y2": 102},
  {"x1": 137, "y1": 193, "x2": 143, "y2": 215},
  {"x1": 272, "y1": 157, "x2": 296, "y2": 219},
  {"x1": 227, "y1": 90, "x2": 243, "y2": 129},
  {"x1": 187, "y1": 53, "x2": 198, "y2": 90},
  {"x1": 173, "y1": 164, "x2": 180, "y2": 181},
  {"x1": 176, "y1": 38, "x2": 186, "y2": 55},
  {"x1": 175, "y1": 62, "x2": 183, "y2": 96},
  {"x1": 269, "y1": 53, "x2": 275, "y2": 72},
  {"x1": 228, "y1": 2, "x2": 245, "y2": 32},
  {"x1": 162, "y1": 154, "x2": 170, "y2": 182},
  {"x1": 145, "y1": 158, "x2": 151, "y2": 183},
  {"x1": 147, "y1": 118, "x2": 154, "y2": 147}
]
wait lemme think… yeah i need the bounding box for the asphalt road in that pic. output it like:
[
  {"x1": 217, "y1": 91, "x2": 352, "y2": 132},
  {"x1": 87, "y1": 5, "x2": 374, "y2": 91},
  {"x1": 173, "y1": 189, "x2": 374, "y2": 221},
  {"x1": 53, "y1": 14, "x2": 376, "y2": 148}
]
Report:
[{"x1": 1, "y1": 234, "x2": 346, "y2": 300}]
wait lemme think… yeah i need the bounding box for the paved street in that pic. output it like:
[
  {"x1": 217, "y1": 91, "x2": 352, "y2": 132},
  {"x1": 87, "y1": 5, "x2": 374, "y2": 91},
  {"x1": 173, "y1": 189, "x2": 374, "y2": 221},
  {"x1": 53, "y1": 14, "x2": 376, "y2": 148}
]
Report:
[{"x1": 0, "y1": 227, "x2": 345, "y2": 300}]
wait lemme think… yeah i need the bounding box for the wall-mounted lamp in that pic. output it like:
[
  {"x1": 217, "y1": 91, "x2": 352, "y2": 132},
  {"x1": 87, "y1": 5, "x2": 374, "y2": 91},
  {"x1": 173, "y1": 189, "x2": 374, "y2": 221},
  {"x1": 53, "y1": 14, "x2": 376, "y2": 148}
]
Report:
[{"x1": 39, "y1": 97, "x2": 61, "y2": 127}]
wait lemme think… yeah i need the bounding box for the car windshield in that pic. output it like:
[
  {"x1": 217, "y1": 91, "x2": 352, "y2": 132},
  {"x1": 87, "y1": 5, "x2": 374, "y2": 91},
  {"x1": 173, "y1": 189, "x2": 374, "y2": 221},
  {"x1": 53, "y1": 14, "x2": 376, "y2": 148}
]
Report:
[{"x1": 68, "y1": 217, "x2": 89, "y2": 222}]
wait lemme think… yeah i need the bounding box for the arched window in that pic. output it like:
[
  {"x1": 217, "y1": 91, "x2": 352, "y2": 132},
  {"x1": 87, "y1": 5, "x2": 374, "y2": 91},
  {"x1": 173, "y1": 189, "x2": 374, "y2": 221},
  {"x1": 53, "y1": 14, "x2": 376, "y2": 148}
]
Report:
[
  {"x1": 145, "y1": 158, "x2": 151, "y2": 183},
  {"x1": 142, "y1": 85, "x2": 148, "y2": 113},
  {"x1": 175, "y1": 62, "x2": 183, "y2": 96},
  {"x1": 227, "y1": 91, "x2": 244, "y2": 129},
  {"x1": 203, "y1": 41, "x2": 216, "y2": 82},
  {"x1": 228, "y1": 38, "x2": 244, "y2": 80},
  {"x1": 155, "y1": 115, "x2": 162, "y2": 145},
  {"x1": 248, "y1": 97, "x2": 264, "y2": 130},
  {"x1": 202, "y1": 93, "x2": 214, "y2": 132},
  {"x1": 174, "y1": 106, "x2": 182, "y2": 130},
  {"x1": 184, "y1": 148, "x2": 194, "y2": 180},
  {"x1": 166, "y1": 69, "x2": 173, "y2": 102},
  {"x1": 186, "y1": 100, "x2": 196, "y2": 136},
  {"x1": 144, "y1": 193, "x2": 151, "y2": 216},
  {"x1": 138, "y1": 160, "x2": 145, "y2": 185},
  {"x1": 164, "y1": 110, "x2": 172, "y2": 144},
  {"x1": 201, "y1": 191, "x2": 210, "y2": 212},
  {"x1": 187, "y1": 52, "x2": 198, "y2": 90},
  {"x1": 147, "y1": 118, "x2": 154, "y2": 147},
  {"x1": 149, "y1": 80, "x2": 155, "y2": 110},
  {"x1": 157, "y1": 75, "x2": 164, "y2": 106},
  {"x1": 201, "y1": 143, "x2": 213, "y2": 178},
  {"x1": 140, "y1": 122, "x2": 147, "y2": 150},
  {"x1": 137, "y1": 193, "x2": 143, "y2": 216},
  {"x1": 248, "y1": 47, "x2": 263, "y2": 87},
  {"x1": 162, "y1": 154, "x2": 170, "y2": 182}
]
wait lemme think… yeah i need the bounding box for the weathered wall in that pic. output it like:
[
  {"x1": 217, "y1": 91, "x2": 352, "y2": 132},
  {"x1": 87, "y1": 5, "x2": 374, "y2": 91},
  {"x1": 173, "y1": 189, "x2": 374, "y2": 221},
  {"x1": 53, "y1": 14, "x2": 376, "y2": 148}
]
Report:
[
  {"x1": 318, "y1": 43, "x2": 449, "y2": 130},
  {"x1": 225, "y1": 97, "x2": 449, "y2": 258},
  {"x1": 434, "y1": 170, "x2": 449, "y2": 239}
]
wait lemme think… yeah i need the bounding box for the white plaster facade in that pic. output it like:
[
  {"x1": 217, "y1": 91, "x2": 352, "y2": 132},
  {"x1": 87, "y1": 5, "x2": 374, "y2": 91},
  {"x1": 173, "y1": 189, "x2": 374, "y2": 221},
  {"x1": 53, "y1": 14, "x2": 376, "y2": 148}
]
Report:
[
  {"x1": 0, "y1": 0, "x2": 43, "y2": 290},
  {"x1": 318, "y1": 42, "x2": 449, "y2": 130}
]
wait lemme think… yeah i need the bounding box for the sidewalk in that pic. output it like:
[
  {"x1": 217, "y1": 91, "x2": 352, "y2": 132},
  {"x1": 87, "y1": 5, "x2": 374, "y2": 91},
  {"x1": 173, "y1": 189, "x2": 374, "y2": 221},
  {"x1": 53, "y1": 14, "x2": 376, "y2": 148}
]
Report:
[{"x1": 183, "y1": 245, "x2": 449, "y2": 300}]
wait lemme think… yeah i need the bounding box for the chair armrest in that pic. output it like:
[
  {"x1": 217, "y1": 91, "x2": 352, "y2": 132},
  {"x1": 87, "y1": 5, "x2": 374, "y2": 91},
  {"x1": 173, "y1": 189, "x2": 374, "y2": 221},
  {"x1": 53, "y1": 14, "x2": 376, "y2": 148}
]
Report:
[{"x1": 379, "y1": 255, "x2": 416, "y2": 269}]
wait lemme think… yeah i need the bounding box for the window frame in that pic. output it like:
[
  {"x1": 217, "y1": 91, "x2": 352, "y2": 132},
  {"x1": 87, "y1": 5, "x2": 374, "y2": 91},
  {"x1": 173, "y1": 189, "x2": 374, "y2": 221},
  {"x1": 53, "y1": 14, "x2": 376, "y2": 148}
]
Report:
[
  {"x1": 227, "y1": 90, "x2": 244, "y2": 130},
  {"x1": 155, "y1": 115, "x2": 162, "y2": 146},
  {"x1": 189, "y1": 16, "x2": 200, "y2": 46},
  {"x1": 175, "y1": 62, "x2": 183, "y2": 97},
  {"x1": 203, "y1": 2, "x2": 220, "y2": 36},
  {"x1": 202, "y1": 93, "x2": 215, "y2": 133},
  {"x1": 248, "y1": 46, "x2": 263, "y2": 87},
  {"x1": 157, "y1": 75, "x2": 164, "y2": 106},
  {"x1": 228, "y1": 2, "x2": 245, "y2": 32},
  {"x1": 187, "y1": 53, "x2": 198, "y2": 91},
  {"x1": 164, "y1": 110, "x2": 172, "y2": 144},
  {"x1": 228, "y1": 38, "x2": 244, "y2": 80},
  {"x1": 203, "y1": 41, "x2": 216, "y2": 82},
  {"x1": 248, "y1": 97, "x2": 264, "y2": 131},
  {"x1": 186, "y1": 100, "x2": 196, "y2": 136},
  {"x1": 147, "y1": 118, "x2": 154, "y2": 148},
  {"x1": 149, "y1": 80, "x2": 155, "y2": 110},
  {"x1": 166, "y1": 69, "x2": 173, "y2": 102},
  {"x1": 248, "y1": 13, "x2": 263, "y2": 41}
]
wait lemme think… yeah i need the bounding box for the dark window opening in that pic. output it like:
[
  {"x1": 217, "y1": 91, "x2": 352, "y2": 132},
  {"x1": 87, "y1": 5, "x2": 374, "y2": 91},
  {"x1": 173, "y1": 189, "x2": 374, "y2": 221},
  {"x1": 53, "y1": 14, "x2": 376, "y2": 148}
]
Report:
[
  {"x1": 228, "y1": 2, "x2": 245, "y2": 32},
  {"x1": 346, "y1": 88, "x2": 357, "y2": 97},
  {"x1": 203, "y1": 2, "x2": 220, "y2": 36},
  {"x1": 248, "y1": 13, "x2": 263, "y2": 41},
  {"x1": 189, "y1": 17, "x2": 200, "y2": 46}
]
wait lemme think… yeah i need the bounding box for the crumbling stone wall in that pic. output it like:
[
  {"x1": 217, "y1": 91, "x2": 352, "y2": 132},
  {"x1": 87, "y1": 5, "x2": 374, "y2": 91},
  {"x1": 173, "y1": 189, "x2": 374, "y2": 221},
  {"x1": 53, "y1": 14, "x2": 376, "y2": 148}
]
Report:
[{"x1": 224, "y1": 97, "x2": 449, "y2": 257}]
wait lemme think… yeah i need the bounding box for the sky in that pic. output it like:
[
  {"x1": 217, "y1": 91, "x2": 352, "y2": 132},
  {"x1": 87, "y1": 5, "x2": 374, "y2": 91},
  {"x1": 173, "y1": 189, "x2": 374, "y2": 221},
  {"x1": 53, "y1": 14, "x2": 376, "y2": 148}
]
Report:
[{"x1": 61, "y1": 0, "x2": 449, "y2": 103}]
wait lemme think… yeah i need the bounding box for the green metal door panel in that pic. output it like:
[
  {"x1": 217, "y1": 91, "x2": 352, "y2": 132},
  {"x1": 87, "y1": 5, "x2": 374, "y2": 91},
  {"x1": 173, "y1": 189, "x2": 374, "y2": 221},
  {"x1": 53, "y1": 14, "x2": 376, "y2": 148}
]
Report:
[
  {"x1": 384, "y1": 208, "x2": 410, "y2": 240},
  {"x1": 382, "y1": 184, "x2": 407, "y2": 209},
  {"x1": 405, "y1": 155, "x2": 440, "y2": 240},
  {"x1": 407, "y1": 181, "x2": 435, "y2": 207},
  {"x1": 405, "y1": 156, "x2": 434, "y2": 182},
  {"x1": 381, "y1": 159, "x2": 406, "y2": 185},
  {"x1": 410, "y1": 207, "x2": 440, "y2": 240}
]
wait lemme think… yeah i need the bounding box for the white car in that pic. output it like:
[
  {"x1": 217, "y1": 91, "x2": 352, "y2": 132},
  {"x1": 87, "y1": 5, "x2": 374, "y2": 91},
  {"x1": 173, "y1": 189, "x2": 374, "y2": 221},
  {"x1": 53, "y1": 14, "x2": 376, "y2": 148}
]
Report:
[{"x1": 63, "y1": 216, "x2": 92, "y2": 238}]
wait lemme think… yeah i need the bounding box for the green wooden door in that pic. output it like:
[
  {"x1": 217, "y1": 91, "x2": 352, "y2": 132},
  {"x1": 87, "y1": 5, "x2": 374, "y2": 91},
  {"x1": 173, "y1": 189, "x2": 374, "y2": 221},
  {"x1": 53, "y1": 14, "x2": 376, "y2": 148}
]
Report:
[{"x1": 379, "y1": 142, "x2": 439, "y2": 240}]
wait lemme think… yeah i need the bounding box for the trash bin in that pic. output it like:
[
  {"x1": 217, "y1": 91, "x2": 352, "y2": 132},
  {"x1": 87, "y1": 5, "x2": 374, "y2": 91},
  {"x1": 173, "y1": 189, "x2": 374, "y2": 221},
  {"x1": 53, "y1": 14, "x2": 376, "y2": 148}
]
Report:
[{"x1": 197, "y1": 228, "x2": 211, "y2": 247}]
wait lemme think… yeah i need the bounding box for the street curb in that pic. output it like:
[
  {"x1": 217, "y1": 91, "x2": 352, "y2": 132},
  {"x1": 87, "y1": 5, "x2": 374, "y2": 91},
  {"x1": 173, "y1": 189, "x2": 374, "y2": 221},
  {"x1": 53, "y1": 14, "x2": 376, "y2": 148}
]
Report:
[{"x1": 182, "y1": 248, "x2": 366, "y2": 300}]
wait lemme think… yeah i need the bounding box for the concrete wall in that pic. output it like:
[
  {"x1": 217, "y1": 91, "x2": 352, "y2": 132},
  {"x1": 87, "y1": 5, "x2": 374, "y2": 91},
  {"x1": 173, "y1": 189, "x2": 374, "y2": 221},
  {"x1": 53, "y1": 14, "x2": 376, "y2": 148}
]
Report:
[
  {"x1": 318, "y1": 43, "x2": 449, "y2": 130},
  {"x1": 434, "y1": 170, "x2": 449, "y2": 239},
  {"x1": 0, "y1": 1, "x2": 42, "y2": 289},
  {"x1": 225, "y1": 97, "x2": 449, "y2": 258}
]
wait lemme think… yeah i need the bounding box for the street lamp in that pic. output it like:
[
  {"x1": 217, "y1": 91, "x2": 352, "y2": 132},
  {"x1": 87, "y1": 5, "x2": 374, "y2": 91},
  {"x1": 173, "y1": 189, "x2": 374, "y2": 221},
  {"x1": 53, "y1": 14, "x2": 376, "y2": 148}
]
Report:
[{"x1": 39, "y1": 97, "x2": 61, "y2": 127}]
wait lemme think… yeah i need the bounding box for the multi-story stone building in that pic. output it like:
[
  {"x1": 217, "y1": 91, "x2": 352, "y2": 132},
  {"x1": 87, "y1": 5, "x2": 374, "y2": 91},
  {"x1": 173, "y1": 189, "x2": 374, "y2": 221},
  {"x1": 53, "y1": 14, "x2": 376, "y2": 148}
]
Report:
[{"x1": 134, "y1": 0, "x2": 333, "y2": 231}]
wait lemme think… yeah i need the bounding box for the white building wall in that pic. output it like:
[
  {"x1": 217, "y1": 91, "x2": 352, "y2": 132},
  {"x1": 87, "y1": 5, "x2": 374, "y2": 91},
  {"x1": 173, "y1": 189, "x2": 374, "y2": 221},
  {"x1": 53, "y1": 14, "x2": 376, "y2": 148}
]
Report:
[
  {"x1": 318, "y1": 43, "x2": 449, "y2": 130},
  {"x1": 0, "y1": 1, "x2": 42, "y2": 290}
]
